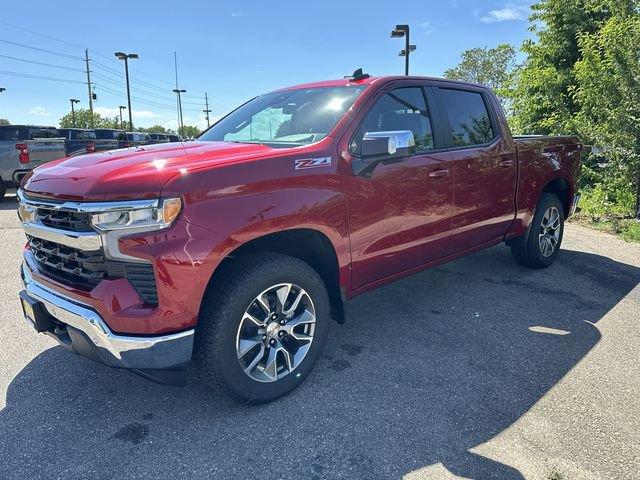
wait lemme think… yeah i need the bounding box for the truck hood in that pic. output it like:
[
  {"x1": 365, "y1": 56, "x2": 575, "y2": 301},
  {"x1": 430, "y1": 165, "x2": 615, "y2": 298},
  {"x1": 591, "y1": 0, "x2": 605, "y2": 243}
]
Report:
[{"x1": 22, "y1": 141, "x2": 281, "y2": 201}]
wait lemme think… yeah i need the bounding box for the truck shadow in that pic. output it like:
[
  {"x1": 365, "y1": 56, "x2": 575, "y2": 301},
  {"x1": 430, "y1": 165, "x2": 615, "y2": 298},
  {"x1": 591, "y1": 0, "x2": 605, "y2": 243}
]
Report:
[{"x1": 1, "y1": 246, "x2": 638, "y2": 479}]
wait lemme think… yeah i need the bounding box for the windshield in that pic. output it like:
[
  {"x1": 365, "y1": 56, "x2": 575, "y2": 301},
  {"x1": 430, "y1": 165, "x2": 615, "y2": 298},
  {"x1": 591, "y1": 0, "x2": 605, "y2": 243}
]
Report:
[{"x1": 199, "y1": 86, "x2": 366, "y2": 147}]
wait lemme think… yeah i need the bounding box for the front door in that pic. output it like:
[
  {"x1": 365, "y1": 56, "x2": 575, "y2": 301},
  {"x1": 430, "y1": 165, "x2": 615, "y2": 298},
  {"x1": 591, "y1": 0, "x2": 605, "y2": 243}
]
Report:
[{"x1": 343, "y1": 86, "x2": 454, "y2": 291}]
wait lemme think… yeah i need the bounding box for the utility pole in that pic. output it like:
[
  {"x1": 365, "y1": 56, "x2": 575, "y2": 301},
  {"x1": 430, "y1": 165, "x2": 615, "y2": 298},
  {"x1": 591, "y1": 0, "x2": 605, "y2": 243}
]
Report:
[
  {"x1": 203, "y1": 92, "x2": 212, "y2": 128},
  {"x1": 173, "y1": 89, "x2": 186, "y2": 136},
  {"x1": 70, "y1": 99, "x2": 80, "y2": 127},
  {"x1": 115, "y1": 51, "x2": 139, "y2": 131},
  {"x1": 84, "y1": 49, "x2": 94, "y2": 127},
  {"x1": 119, "y1": 106, "x2": 127, "y2": 130},
  {"x1": 391, "y1": 25, "x2": 416, "y2": 76}
]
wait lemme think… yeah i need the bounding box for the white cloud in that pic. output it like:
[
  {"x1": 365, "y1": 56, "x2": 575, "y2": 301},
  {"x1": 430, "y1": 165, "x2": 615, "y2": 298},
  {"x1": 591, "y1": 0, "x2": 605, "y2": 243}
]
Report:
[
  {"x1": 419, "y1": 21, "x2": 434, "y2": 35},
  {"x1": 480, "y1": 6, "x2": 529, "y2": 23},
  {"x1": 230, "y1": 11, "x2": 243, "y2": 17},
  {"x1": 28, "y1": 106, "x2": 49, "y2": 117},
  {"x1": 94, "y1": 106, "x2": 159, "y2": 119}
]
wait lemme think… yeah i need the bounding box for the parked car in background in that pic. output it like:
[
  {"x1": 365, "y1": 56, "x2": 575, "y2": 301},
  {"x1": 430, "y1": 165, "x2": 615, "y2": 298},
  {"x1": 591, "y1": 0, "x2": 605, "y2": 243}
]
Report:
[
  {"x1": 57, "y1": 128, "x2": 97, "y2": 156},
  {"x1": 148, "y1": 133, "x2": 168, "y2": 143},
  {"x1": 0, "y1": 125, "x2": 66, "y2": 199},
  {"x1": 166, "y1": 134, "x2": 181, "y2": 143},
  {"x1": 94, "y1": 129, "x2": 128, "y2": 149},
  {"x1": 126, "y1": 132, "x2": 151, "y2": 146},
  {"x1": 17, "y1": 74, "x2": 581, "y2": 403}
]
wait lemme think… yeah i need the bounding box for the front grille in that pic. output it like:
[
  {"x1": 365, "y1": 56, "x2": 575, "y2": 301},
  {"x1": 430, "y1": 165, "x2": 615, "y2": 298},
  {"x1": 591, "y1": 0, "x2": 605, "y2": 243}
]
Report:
[
  {"x1": 28, "y1": 237, "x2": 158, "y2": 305},
  {"x1": 37, "y1": 207, "x2": 93, "y2": 232}
]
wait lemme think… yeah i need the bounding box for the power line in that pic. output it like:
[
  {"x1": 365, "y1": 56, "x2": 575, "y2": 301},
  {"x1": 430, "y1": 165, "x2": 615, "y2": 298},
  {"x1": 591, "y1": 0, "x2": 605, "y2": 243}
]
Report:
[
  {"x1": 0, "y1": 69, "x2": 85, "y2": 84},
  {"x1": 0, "y1": 54, "x2": 83, "y2": 72},
  {"x1": 0, "y1": 38, "x2": 83, "y2": 60},
  {"x1": 0, "y1": 20, "x2": 88, "y2": 50}
]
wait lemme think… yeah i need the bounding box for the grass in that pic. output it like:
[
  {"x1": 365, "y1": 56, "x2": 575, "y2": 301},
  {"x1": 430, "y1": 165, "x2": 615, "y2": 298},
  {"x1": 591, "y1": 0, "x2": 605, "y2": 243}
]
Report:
[{"x1": 571, "y1": 214, "x2": 640, "y2": 243}]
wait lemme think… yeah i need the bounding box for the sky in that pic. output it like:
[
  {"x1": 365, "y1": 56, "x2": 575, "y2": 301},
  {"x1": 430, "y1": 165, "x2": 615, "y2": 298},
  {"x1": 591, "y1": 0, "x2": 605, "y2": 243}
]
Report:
[{"x1": 0, "y1": 0, "x2": 535, "y2": 131}]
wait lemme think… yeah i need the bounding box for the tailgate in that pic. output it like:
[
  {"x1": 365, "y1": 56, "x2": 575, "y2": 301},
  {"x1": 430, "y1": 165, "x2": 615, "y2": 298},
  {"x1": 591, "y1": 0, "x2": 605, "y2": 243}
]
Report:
[{"x1": 27, "y1": 139, "x2": 67, "y2": 165}]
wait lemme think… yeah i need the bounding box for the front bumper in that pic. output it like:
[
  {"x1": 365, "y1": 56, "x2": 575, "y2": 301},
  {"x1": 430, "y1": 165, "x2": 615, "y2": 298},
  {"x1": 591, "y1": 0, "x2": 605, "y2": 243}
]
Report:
[{"x1": 20, "y1": 262, "x2": 194, "y2": 372}]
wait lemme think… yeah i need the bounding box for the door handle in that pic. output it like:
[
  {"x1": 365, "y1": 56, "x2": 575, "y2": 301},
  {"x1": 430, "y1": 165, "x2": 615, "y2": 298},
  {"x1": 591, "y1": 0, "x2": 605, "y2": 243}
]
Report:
[
  {"x1": 428, "y1": 169, "x2": 449, "y2": 179},
  {"x1": 498, "y1": 159, "x2": 514, "y2": 168}
]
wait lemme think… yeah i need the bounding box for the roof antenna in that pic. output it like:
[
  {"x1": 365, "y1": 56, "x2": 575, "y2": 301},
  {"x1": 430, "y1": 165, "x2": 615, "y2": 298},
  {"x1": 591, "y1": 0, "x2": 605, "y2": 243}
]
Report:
[{"x1": 345, "y1": 68, "x2": 371, "y2": 82}]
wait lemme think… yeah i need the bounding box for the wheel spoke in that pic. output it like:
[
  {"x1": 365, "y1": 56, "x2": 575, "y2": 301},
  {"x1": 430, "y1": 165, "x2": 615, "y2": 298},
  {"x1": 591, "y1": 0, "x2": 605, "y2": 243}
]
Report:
[
  {"x1": 244, "y1": 344, "x2": 266, "y2": 374},
  {"x1": 237, "y1": 336, "x2": 262, "y2": 359},
  {"x1": 263, "y1": 346, "x2": 279, "y2": 381},
  {"x1": 283, "y1": 290, "x2": 305, "y2": 316},
  {"x1": 243, "y1": 312, "x2": 266, "y2": 328},
  {"x1": 275, "y1": 284, "x2": 292, "y2": 314},
  {"x1": 284, "y1": 309, "x2": 315, "y2": 330}
]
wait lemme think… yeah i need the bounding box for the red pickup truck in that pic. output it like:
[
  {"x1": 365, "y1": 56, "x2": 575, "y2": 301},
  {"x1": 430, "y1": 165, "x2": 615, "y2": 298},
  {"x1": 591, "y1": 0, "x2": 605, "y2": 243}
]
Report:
[{"x1": 17, "y1": 73, "x2": 581, "y2": 403}]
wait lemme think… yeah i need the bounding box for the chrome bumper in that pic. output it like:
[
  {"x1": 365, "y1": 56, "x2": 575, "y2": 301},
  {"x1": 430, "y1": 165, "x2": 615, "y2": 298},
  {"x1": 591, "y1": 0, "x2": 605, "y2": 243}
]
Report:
[{"x1": 20, "y1": 262, "x2": 194, "y2": 370}]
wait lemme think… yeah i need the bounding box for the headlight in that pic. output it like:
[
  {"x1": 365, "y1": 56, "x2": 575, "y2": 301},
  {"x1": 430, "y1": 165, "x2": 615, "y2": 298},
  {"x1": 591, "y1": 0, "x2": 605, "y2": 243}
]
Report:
[
  {"x1": 17, "y1": 203, "x2": 37, "y2": 223},
  {"x1": 91, "y1": 197, "x2": 182, "y2": 232}
]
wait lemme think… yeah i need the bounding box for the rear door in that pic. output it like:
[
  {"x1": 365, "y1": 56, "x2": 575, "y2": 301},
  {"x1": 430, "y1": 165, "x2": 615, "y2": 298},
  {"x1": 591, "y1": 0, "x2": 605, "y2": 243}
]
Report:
[
  {"x1": 431, "y1": 85, "x2": 517, "y2": 253},
  {"x1": 344, "y1": 85, "x2": 454, "y2": 290}
]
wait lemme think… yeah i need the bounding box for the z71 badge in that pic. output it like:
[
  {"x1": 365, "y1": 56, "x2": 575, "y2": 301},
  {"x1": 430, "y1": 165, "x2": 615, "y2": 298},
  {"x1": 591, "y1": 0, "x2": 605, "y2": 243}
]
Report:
[{"x1": 294, "y1": 157, "x2": 332, "y2": 170}]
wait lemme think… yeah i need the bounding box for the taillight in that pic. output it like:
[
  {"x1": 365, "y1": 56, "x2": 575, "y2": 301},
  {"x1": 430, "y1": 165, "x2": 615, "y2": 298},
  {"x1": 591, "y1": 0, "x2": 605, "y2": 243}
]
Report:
[
  {"x1": 86, "y1": 141, "x2": 96, "y2": 153},
  {"x1": 15, "y1": 143, "x2": 29, "y2": 164}
]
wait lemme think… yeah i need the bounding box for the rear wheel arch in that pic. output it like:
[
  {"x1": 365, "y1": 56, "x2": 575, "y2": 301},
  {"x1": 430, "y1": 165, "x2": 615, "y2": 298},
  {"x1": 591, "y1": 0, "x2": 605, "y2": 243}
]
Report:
[
  {"x1": 540, "y1": 177, "x2": 572, "y2": 219},
  {"x1": 202, "y1": 228, "x2": 345, "y2": 324}
]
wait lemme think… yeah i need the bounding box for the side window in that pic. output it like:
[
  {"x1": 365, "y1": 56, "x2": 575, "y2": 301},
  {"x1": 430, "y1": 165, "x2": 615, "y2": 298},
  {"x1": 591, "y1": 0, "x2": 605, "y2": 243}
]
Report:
[
  {"x1": 351, "y1": 87, "x2": 434, "y2": 155},
  {"x1": 438, "y1": 89, "x2": 495, "y2": 147}
]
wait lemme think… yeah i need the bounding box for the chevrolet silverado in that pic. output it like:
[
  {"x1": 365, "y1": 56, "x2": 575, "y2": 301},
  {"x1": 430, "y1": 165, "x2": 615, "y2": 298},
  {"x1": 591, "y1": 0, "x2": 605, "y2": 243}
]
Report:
[{"x1": 17, "y1": 73, "x2": 581, "y2": 403}]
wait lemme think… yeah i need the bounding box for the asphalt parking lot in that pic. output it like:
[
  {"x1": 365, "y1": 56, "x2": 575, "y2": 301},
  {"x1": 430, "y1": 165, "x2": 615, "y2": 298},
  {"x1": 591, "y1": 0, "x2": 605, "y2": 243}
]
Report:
[{"x1": 0, "y1": 191, "x2": 638, "y2": 480}]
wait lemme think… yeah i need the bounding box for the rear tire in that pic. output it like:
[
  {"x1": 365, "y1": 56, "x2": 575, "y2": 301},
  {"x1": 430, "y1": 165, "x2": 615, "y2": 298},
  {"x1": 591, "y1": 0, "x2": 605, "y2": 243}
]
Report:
[
  {"x1": 511, "y1": 193, "x2": 565, "y2": 269},
  {"x1": 194, "y1": 253, "x2": 330, "y2": 404}
]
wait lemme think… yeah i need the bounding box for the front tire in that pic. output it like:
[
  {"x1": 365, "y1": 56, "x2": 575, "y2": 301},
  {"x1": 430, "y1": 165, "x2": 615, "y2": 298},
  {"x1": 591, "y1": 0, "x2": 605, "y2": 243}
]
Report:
[
  {"x1": 511, "y1": 193, "x2": 565, "y2": 269},
  {"x1": 194, "y1": 253, "x2": 330, "y2": 404}
]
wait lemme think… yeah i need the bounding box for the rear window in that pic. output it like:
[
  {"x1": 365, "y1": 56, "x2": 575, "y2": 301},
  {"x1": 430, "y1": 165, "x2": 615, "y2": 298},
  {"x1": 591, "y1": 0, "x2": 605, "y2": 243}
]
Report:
[
  {"x1": 29, "y1": 128, "x2": 59, "y2": 139},
  {"x1": 74, "y1": 130, "x2": 96, "y2": 140},
  {"x1": 0, "y1": 126, "x2": 27, "y2": 141},
  {"x1": 438, "y1": 89, "x2": 495, "y2": 147},
  {"x1": 95, "y1": 129, "x2": 125, "y2": 140}
]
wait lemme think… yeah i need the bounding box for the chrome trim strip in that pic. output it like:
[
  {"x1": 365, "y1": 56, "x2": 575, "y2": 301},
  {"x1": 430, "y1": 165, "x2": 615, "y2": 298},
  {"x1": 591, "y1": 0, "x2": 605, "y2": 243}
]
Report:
[
  {"x1": 23, "y1": 222, "x2": 103, "y2": 251},
  {"x1": 18, "y1": 189, "x2": 159, "y2": 213},
  {"x1": 569, "y1": 194, "x2": 581, "y2": 218},
  {"x1": 21, "y1": 262, "x2": 193, "y2": 369}
]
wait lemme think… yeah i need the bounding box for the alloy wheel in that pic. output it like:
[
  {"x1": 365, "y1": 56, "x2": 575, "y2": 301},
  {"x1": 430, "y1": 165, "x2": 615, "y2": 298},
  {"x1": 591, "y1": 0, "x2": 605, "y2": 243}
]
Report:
[
  {"x1": 539, "y1": 206, "x2": 561, "y2": 257},
  {"x1": 235, "y1": 283, "x2": 316, "y2": 383}
]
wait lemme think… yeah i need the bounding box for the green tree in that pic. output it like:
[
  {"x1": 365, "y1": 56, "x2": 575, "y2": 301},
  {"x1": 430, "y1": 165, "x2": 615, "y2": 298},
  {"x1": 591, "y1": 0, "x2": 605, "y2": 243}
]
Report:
[
  {"x1": 0, "y1": 118, "x2": 10, "y2": 126},
  {"x1": 574, "y1": 12, "x2": 640, "y2": 218},
  {"x1": 59, "y1": 109, "x2": 121, "y2": 129},
  {"x1": 179, "y1": 125, "x2": 201, "y2": 138},
  {"x1": 138, "y1": 124, "x2": 174, "y2": 134},
  {"x1": 510, "y1": 0, "x2": 626, "y2": 134},
  {"x1": 444, "y1": 44, "x2": 517, "y2": 111}
]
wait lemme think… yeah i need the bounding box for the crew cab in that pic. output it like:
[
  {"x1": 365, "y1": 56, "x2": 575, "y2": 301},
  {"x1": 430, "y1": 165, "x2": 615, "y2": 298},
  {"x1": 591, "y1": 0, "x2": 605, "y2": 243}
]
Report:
[
  {"x1": 0, "y1": 125, "x2": 66, "y2": 199},
  {"x1": 17, "y1": 73, "x2": 581, "y2": 403}
]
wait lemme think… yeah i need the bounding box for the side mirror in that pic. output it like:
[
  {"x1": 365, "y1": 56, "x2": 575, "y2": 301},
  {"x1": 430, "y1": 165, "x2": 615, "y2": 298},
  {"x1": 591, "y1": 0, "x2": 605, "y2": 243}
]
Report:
[{"x1": 361, "y1": 130, "x2": 416, "y2": 162}]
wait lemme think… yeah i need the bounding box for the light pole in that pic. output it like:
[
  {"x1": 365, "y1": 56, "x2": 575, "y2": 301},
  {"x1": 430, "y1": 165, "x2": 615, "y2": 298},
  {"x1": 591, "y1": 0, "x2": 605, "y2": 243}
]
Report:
[
  {"x1": 70, "y1": 98, "x2": 80, "y2": 127},
  {"x1": 114, "y1": 51, "x2": 139, "y2": 131},
  {"x1": 118, "y1": 105, "x2": 127, "y2": 130},
  {"x1": 173, "y1": 88, "x2": 186, "y2": 136},
  {"x1": 391, "y1": 24, "x2": 416, "y2": 76}
]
